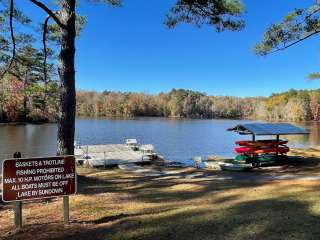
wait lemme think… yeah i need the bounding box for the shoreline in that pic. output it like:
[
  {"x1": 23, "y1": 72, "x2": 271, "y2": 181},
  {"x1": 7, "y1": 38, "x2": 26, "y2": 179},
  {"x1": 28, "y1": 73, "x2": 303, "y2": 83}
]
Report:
[
  {"x1": 0, "y1": 121, "x2": 55, "y2": 126},
  {"x1": 1, "y1": 116, "x2": 320, "y2": 125}
]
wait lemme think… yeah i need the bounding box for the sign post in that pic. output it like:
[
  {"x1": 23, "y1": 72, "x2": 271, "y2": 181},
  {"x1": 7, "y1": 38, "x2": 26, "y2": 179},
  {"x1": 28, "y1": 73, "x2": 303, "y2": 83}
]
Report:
[
  {"x1": 63, "y1": 196, "x2": 69, "y2": 224},
  {"x1": 13, "y1": 152, "x2": 22, "y2": 229},
  {"x1": 14, "y1": 201, "x2": 22, "y2": 229},
  {"x1": 2, "y1": 156, "x2": 76, "y2": 227}
]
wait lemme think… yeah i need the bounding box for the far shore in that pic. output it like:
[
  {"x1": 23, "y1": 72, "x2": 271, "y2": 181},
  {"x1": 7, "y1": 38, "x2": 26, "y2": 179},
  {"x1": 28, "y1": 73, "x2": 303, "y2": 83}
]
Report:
[{"x1": 1, "y1": 116, "x2": 320, "y2": 125}]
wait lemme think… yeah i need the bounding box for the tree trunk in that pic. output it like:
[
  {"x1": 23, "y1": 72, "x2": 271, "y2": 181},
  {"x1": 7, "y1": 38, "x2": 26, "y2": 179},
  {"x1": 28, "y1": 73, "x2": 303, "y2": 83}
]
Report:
[
  {"x1": 23, "y1": 70, "x2": 29, "y2": 121},
  {"x1": 57, "y1": 0, "x2": 76, "y2": 156},
  {"x1": 0, "y1": 83, "x2": 4, "y2": 122}
]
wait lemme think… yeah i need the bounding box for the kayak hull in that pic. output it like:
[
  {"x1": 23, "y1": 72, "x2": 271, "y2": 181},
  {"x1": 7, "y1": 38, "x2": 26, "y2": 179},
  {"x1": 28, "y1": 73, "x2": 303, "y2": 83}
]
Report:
[
  {"x1": 235, "y1": 146, "x2": 289, "y2": 154},
  {"x1": 236, "y1": 140, "x2": 288, "y2": 147}
]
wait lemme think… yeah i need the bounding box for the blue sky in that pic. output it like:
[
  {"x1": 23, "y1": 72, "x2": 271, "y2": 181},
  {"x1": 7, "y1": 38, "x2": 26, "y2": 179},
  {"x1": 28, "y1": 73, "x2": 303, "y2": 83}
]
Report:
[{"x1": 20, "y1": 0, "x2": 320, "y2": 97}]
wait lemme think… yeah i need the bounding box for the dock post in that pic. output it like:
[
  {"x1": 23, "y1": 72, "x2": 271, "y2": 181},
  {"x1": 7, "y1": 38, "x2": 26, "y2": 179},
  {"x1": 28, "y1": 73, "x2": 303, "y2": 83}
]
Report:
[{"x1": 13, "y1": 152, "x2": 22, "y2": 229}]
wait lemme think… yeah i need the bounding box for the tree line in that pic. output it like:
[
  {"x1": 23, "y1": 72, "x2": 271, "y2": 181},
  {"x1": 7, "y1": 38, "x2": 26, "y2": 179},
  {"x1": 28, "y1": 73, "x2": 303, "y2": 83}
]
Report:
[
  {"x1": 76, "y1": 88, "x2": 320, "y2": 122},
  {"x1": 2, "y1": 84, "x2": 320, "y2": 122}
]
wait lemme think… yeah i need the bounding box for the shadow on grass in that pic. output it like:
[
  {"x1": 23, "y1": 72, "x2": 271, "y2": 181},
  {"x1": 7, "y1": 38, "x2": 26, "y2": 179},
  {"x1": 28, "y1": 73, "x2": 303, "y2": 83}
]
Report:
[
  {"x1": 3, "y1": 156, "x2": 320, "y2": 240},
  {"x1": 75, "y1": 207, "x2": 175, "y2": 225},
  {"x1": 257, "y1": 156, "x2": 320, "y2": 174},
  {"x1": 76, "y1": 157, "x2": 320, "y2": 204},
  {"x1": 76, "y1": 169, "x2": 266, "y2": 204},
  {"x1": 48, "y1": 197, "x2": 320, "y2": 240}
]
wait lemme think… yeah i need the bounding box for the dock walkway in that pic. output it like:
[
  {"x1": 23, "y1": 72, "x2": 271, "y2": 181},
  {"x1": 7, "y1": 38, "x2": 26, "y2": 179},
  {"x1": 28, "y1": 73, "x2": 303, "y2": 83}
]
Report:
[{"x1": 75, "y1": 144, "x2": 154, "y2": 167}]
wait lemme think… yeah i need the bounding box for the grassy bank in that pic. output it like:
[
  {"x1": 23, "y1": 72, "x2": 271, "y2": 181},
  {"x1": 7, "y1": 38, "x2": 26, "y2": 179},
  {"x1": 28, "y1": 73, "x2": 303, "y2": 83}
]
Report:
[{"x1": 1, "y1": 149, "x2": 320, "y2": 240}]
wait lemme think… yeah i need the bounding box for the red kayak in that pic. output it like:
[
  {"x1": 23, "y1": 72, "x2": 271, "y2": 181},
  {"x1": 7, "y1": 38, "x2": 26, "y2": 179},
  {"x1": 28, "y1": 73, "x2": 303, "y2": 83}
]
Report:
[
  {"x1": 236, "y1": 140, "x2": 288, "y2": 147},
  {"x1": 235, "y1": 146, "x2": 290, "y2": 154}
]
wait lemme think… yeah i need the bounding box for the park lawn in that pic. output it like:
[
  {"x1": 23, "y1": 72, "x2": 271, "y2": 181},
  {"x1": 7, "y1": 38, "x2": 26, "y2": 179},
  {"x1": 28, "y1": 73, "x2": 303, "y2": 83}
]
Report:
[{"x1": 0, "y1": 149, "x2": 320, "y2": 240}]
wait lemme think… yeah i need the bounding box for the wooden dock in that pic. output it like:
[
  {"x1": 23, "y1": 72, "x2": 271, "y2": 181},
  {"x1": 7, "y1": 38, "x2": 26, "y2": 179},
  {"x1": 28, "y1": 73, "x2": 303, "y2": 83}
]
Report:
[{"x1": 75, "y1": 144, "x2": 157, "y2": 167}]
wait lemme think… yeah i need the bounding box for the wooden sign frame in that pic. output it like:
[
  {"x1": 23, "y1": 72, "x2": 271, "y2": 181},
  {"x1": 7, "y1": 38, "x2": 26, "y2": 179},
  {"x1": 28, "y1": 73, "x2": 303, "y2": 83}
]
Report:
[{"x1": 2, "y1": 156, "x2": 77, "y2": 202}]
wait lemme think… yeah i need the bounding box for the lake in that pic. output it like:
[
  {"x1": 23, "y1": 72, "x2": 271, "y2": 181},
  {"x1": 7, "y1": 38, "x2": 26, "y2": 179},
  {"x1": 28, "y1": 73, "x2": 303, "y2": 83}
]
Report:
[{"x1": 0, "y1": 118, "x2": 319, "y2": 166}]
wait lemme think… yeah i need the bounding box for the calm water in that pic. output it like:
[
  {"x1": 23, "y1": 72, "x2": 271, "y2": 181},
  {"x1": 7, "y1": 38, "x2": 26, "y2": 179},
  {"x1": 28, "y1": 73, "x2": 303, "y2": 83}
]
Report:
[{"x1": 0, "y1": 118, "x2": 319, "y2": 166}]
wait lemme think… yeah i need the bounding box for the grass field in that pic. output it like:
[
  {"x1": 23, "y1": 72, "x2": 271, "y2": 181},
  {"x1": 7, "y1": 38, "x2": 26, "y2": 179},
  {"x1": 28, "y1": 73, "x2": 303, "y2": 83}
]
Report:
[{"x1": 1, "y1": 149, "x2": 320, "y2": 240}]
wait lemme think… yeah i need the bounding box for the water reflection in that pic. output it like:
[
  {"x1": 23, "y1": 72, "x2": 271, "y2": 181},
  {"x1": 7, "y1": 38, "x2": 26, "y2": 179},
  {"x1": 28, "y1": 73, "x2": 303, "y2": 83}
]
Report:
[
  {"x1": 0, "y1": 124, "x2": 57, "y2": 159},
  {"x1": 0, "y1": 119, "x2": 319, "y2": 164},
  {"x1": 286, "y1": 122, "x2": 320, "y2": 148}
]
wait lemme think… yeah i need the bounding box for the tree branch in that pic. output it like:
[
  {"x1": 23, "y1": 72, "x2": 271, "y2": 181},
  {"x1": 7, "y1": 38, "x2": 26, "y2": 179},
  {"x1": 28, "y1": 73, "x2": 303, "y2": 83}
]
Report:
[
  {"x1": 43, "y1": 15, "x2": 50, "y2": 85},
  {"x1": 270, "y1": 30, "x2": 320, "y2": 54},
  {"x1": 293, "y1": 7, "x2": 320, "y2": 30},
  {"x1": 0, "y1": 0, "x2": 16, "y2": 80},
  {"x1": 29, "y1": 0, "x2": 65, "y2": 29}
]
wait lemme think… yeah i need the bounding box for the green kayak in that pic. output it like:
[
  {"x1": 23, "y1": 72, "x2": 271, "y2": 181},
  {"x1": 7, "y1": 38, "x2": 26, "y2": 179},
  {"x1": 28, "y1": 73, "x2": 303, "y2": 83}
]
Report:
[
  {"x1": 219, "y1": 163, "x2": 253, "y2": 171},
  {"x1": 235, "y1": 154, "x2": 250, "y2": 161},
  {"x1": 254, "y1": 155, "x2": 277, "y2": 163}
]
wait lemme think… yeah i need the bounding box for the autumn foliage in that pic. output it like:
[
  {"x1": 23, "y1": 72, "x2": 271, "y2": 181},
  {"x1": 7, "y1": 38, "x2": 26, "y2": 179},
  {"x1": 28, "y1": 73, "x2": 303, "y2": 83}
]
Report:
[
  {"x1": 76, "y1": 88, "x2": 320, "y2": 122},
  {"x1": 1, "y1": 86, "x2": 320, "y2": 123}
]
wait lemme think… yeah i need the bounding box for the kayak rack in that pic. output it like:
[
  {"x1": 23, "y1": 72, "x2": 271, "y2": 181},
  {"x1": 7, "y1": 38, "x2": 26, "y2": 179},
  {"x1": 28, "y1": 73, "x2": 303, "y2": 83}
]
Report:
[
  {"x1": 228, "y1": 123, "x2": 309, "y2": 138},
  {"x1": 228, "y1": 123, "x2": 309, "y2": 166}
]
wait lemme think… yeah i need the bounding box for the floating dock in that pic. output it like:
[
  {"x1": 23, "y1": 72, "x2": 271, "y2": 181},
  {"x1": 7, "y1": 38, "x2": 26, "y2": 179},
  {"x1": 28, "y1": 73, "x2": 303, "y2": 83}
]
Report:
[{"x1": 75, "y1": 144, "x2": 158, "y2": 167}]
